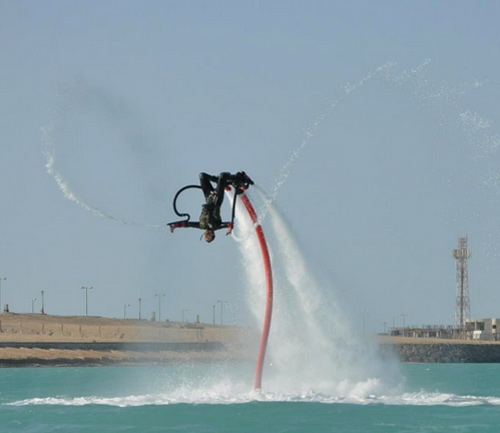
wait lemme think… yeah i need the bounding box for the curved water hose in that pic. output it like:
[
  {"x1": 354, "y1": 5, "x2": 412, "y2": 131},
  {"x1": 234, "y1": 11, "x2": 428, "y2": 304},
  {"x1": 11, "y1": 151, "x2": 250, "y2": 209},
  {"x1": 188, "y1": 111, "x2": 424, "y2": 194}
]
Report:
[
  {"x1": 239, "y1": 192, "x2": 273, "y2": 390},
  {"x1": 172, "y1": 185, "x2": 202, "y2": 221},
  {"x1": 173, "y1": 183, "x2": 241, "y2": 226}
]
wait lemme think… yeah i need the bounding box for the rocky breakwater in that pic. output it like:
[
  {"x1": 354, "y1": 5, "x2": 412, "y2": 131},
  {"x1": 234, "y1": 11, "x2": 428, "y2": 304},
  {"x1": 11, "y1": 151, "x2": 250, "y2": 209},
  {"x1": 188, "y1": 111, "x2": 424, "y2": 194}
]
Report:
[{"x1": 378, "y1": 336, "x2": 500, "y2": 363}]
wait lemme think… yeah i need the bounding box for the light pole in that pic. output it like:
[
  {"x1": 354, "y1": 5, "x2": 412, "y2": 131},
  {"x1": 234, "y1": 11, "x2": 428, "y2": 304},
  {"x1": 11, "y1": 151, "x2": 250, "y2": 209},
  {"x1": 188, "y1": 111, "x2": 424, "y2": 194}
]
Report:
[
  {"x1": 31, "y1": 298, "x2": 37, "y2": 314},
  {"x1": 217, "y1": 300, "x2": 227, "y2": 325},
  {"x1": 41, "y1": 290, "x2": 45, "y2": 315},
  {"x1": 124, "y1": 304, "x2": 130, "y2": 319},
  {"x1": 138, "y1": 298, "x2": 142, "y2": 320},
  {"x1": 81, "y1": 286, "x2": 93, "y2": 316},
  {"x1": 401, "y1": 314, "x2": 408, "y2": 337},
  {"x1": 155, "y1": 294, "x2": 165, "y2": 321},
  {"x1": 401, "y1": 314, "x2": 407, "y2": 329},
  {"x1": 212, "y1": 305, "x2": 216, "y2": 325},
  {"x1": 0, "y1": 277, "x2": 6, "y2": 312}
]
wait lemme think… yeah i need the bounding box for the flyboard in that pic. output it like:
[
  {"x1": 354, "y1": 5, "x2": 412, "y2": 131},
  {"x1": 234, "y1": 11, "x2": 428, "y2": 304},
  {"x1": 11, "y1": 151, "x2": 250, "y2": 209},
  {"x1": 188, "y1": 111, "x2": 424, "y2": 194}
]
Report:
[{"x1": 167, "y1": 172, "x2": 273, "y2": 390}]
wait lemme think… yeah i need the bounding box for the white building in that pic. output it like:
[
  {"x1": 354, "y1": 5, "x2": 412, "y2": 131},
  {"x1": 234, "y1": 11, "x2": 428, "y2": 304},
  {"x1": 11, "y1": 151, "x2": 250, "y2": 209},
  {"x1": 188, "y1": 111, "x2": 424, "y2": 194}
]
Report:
[{"x1": 466, "y1": 318, "x2": 500, "y2": 341}]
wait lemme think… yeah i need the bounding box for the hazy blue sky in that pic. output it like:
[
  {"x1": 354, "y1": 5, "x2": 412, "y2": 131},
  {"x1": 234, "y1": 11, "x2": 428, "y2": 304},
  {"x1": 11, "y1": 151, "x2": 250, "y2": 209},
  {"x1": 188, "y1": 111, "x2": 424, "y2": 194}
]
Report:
[{"x1": 1, "y1": 0, "x2": 500, "y2": 332}]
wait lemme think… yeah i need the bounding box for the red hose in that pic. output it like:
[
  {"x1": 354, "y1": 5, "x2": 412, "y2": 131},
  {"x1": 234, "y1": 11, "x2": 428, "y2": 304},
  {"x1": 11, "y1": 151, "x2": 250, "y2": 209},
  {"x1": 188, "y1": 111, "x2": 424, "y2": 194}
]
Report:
[{"x1": 239, "y1": 193, "x2": 273, "y2": 390}]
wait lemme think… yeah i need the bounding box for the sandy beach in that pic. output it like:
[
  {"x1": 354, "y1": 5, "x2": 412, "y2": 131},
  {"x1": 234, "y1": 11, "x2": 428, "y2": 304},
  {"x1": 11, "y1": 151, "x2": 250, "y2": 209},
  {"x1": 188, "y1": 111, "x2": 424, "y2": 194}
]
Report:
[{"x1": 0, "y1": 313, "x2": 256, "y2": 367}]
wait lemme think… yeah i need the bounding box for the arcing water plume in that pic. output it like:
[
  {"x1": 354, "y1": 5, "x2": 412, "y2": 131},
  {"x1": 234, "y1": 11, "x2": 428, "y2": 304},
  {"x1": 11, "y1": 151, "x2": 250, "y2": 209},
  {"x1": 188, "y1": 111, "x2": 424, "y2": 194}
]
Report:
[
  {"x1": 266, "y1": 61, "x2": 396, "y2": 216},
  {"x1": 40, "y1": 125, "x2": 162, "y2": 228},
  {"x1": 265, "y1": 59, "x2": 487, "y2": 220},
  {"x1": 261, "y1": 60, "x2": 441, "y2": 224},
  {"x1": 40, "y1": 119, "x2": 163, "y2": 229},
  {"x1": 233, "y1": 188, "x2": 400, "y2": 396}
]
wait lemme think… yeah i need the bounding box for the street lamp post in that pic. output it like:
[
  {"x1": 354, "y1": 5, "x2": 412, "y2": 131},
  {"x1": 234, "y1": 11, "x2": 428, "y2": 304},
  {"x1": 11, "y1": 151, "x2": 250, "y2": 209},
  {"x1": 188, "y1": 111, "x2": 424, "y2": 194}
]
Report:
[
  {"x1": 124, "y1": 304, "x2": 130, "y2": 319},
  {"x1": 401, "y1": 314, "x2": 408, "y2": 337},
  {"x1": 31, "y1": 298, "x2": 37, "y2": 314},
  {"x1": 138, "y1": 298, "x2": 142, "y2": 320},
  {"x1": 81, "y1": 286, "x2": 93, "y2": 316},
  {"x1": 155, "y1": 294, "x2": 165, "y2": 321},
  {"x1": 41, "y1": 290, "x2": 45, "y2": 315},
  {"x1": 0, "y1": 277, "x2": 6, "y2": 313},
  {"x1": 217, "y1": 300, "x2": 227, "y2": 325},
  {"x1": 212, "y1": 305, "x2": 215, "y2": 325}
]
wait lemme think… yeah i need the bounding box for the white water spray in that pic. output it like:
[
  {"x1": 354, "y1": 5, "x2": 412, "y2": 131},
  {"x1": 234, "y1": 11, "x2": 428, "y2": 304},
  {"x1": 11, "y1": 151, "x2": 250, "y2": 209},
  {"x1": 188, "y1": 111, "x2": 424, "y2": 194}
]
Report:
[
  {"x1": 261, "y1": 59, "x2": 439, "y2": 222},
  {"x1": 386, "y1": 60, "x2": 500, "y2": 265},
  {"x1": 233, "y1": 189, "x2": 400, "y2": 396},
  {"x1": 40, "y1": 110, "x2": 164, "y2": 228}
]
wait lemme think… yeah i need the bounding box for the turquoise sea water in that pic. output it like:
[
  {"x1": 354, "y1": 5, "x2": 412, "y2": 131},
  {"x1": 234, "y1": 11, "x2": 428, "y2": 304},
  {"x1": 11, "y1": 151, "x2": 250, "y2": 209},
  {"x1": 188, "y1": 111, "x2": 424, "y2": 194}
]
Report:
[{"x1": 1, "y1": 362, "x2": 500, "y2": 433}]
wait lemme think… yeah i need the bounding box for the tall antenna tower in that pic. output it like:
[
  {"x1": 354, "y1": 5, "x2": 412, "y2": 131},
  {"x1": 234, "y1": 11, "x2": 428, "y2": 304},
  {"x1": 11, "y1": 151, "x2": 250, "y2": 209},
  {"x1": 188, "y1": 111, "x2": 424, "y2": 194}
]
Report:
[{"x1": 453, "y1": 236, "x2": 471, "y2": 336}]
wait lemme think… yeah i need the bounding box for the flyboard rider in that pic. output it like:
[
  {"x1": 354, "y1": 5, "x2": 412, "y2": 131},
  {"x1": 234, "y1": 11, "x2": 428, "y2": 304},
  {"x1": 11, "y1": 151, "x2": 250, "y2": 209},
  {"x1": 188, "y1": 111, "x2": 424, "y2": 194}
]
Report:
[{"x1": 168, "y1": 171, "x2": 254, "y2": 243}]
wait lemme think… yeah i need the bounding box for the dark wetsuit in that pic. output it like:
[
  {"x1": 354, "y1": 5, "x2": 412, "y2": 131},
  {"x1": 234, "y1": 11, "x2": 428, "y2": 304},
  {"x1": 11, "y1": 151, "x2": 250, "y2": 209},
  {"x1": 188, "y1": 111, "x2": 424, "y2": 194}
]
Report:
[
  {"x1": 198, "y1": 172, "x2": 231, "y2": 230},
  {"x1": 168, "y1": 171, "x2": 253, "y2": 234},
  {"x1": 168, "y1": 172, "x2": 232, "y2": 232}
]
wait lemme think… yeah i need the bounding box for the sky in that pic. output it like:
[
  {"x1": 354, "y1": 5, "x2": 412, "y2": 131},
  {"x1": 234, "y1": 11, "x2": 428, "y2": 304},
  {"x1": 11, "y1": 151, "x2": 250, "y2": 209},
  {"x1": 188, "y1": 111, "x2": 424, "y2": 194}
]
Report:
[{"x1": 1, "y1": 0, "x2": 500, "y2": 333}]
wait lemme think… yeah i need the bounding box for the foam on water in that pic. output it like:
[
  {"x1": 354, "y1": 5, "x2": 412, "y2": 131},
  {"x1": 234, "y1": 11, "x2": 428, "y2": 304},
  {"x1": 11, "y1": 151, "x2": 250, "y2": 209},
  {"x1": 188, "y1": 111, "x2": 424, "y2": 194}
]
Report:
[{"x1": 9, "y1": 391, "x2": 500, "y2": 407}]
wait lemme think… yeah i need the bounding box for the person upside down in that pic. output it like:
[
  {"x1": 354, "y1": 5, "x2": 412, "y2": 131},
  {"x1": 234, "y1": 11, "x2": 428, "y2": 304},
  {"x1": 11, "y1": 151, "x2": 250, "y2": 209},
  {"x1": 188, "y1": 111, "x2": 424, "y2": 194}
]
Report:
[{"x1": 168, "y1": 171, "x2": 253, "y2": 243}]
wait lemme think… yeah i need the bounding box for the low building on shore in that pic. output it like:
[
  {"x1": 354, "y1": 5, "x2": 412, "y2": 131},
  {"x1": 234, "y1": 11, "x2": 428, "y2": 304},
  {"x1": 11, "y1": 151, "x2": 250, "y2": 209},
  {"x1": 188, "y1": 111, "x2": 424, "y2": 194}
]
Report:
[
  {"x1": 387, "y1": 318, "x2": 500, "y2": 341},
  {"x1": 467, "y1": 318, "x2": 500, "y2": 341},
  {"x1": 388, "y1": 325, "x2": 457, "y2": 339}
]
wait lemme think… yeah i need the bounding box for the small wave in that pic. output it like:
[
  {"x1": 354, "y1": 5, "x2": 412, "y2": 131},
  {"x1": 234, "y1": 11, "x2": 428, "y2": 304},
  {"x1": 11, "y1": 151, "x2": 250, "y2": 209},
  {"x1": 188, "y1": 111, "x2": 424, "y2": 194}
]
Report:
[
  {"x1": 7, "y1": 391, "x2": 500, "y2": 408},
  {"x1": 379, "y1": 391, "x2": 500, "y2": 407}
]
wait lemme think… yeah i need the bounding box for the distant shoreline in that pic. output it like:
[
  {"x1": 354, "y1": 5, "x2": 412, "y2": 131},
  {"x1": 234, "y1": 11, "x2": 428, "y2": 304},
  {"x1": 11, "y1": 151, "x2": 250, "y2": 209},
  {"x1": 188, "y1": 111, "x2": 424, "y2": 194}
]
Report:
[
  {"x1": 0, "y1": 312, "x2": 256, "y2": 368},
  {"x1": 3, "y1": 313, "x2": 500, "y2": 366},
  {"x1": 0, "y1": 349, "x2": 245, "y2": 369}
]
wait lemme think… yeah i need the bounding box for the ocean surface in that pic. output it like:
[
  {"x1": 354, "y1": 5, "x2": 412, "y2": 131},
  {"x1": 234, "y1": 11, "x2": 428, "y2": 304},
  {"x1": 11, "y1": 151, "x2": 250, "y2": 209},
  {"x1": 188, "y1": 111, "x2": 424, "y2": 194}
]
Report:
[{"x1": 1, "y1": 362, "x2": 500, "y2": 433}]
